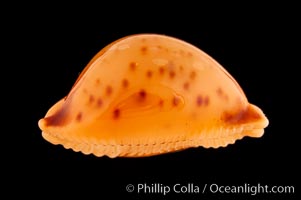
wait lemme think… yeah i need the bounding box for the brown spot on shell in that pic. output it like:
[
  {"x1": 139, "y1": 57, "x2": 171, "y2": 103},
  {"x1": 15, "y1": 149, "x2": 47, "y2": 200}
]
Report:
[
  {"x1": 76, "y1": 112, "x2": 82, "y2": 122},
  {"x1": 95, "y1": 79, "x2": 100, "y2": 85},
  {"x1": 97, "y1": 98, "x2": 103, "y2": 107},
  {"x1": 141, "y1": 46, "x2": 148, "y2": 54},
  {"x1": 172, "y1": 96, "x2": 180, "y2": 106},
  {"x1": 216, "y1": 87, "x2": 229, "y2": 101},
  {"x1": 129, "y1": 62, "x2": 137, "y2": 71},
  {"x1": 156, "y1": 45, "x2": 163, "y2": 50},
  {"x1": 217, "y1": 87, "x2": 223, "y2": 96},
  {"x1": 159, "y1": 67, "x2": 165, "y2": 75},
  {"x1": 187, "y1": 51, "x2": 193, "y2": 57},
  {"x1": 169, "y1": 71, "x2": 176, "y2": 79},
  {"x1": 183, "y1": 82, "x2": 190, "y2": 90},
  {"x1": 138, "y1": 89, "x2": 147, "y2": 99},
  {"x1": 106, "y1": 85, "x2": 113, "y2": 96},
  {"x1": 113, "y1": 109, "x2": 120, "y2": 119},
  {"x1": 158, "y1": 99, "x2": 164, "y2": 107},
  {"x1": 190, "y1": 71, "x2": 196, "y2": 80},
  {"x1": 196, "y1": 95, "x2": 203, "y2": 106},
  {"x1": 146, "y1": 70, "x2": 153, "y2": 78},
  {"x1": 222, "y1": 105, "x2": 261, "y2": 124},
  {"x1": 43, "y1": 102, "x2": 71, "y2": 126},
  {"x1": 179, "y1": 65, "x2": 184, "y2": 71},
  {"x1": 122, "y1": 79, "x2": 129, "y2": 88},
  {"x1": 89, "y1": 95, "x2": 95, "y2": 104}
]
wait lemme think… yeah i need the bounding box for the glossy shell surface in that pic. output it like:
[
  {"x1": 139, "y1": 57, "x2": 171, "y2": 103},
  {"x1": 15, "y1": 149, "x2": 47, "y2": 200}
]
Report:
[{"x1": 38, "y1": 34, "x2": 269, "y2": 158}]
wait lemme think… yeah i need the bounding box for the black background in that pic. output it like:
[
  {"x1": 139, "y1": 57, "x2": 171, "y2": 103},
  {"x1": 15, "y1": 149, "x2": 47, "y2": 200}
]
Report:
[{"x1": 5, "y1": 3, "x2": 298, "y2": 199}]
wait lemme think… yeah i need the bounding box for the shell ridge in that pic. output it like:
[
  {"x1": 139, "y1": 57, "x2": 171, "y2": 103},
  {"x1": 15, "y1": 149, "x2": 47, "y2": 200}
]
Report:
[{"x1": 42, "y1": 123, "x2": 254, "y2": 157}]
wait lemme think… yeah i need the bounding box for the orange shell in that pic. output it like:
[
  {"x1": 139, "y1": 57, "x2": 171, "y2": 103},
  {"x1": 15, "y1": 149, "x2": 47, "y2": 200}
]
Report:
[{"x1": 38, "y1": 34, "x2": 269, "y2": 158}]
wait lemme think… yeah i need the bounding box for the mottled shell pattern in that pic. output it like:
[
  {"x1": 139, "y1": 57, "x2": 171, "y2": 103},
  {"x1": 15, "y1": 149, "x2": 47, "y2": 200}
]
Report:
[{"x1": 38, "y1": 34, "x2": 269, "y2": 158}]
